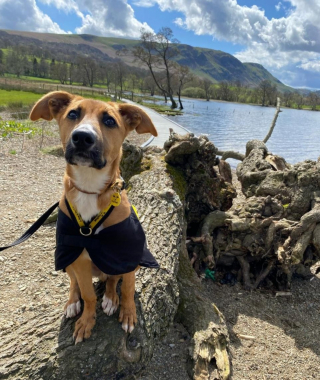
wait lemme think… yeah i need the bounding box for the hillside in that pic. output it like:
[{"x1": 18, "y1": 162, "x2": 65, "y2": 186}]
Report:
[{"x1": 0, "y1": 29, "x2": 289, "y2": 90}]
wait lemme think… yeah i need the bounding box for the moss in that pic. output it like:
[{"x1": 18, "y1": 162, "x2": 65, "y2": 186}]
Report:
[
  {"x1": 165, "y1": 163, "x2": 187, "y2": 201},
  {"x1": 141, "y1": 157, "x2": 152, "y2": 172},
  {"x1": 122, "y1": 156, "x2": 153, "y2": 183},
  {"x1": 42, "y1": 145, "x2": 64, "y2": 157}
]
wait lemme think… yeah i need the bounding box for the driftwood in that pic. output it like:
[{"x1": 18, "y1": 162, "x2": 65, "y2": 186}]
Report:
[
  {"x1": 0, "y1": 138, "x2": 233, "y2": 380},
  {"x1": 189, "y1": 135, "x2": 320, "y2": 290}
]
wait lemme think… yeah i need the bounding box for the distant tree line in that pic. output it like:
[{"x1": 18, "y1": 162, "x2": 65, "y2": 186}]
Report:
[
  {"x1": 0, "y1": 30, "x2": 319, "y2": 111},
  {"x1": 180, "y1": 78, "x2": 320, "y2": 110}
]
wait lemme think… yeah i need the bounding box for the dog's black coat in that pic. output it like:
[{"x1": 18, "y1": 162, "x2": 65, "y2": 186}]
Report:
[{"x1": 55, "y1": 208, "x2": 159, "y2": 275}]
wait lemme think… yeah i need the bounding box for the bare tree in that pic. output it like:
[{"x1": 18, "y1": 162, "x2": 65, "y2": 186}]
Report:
[
  {"x1": 6, "y1": 47, "x2": 26, "y2": 77},
  {"x1": 173, "y1": 64, "x2": 193, "y2": 109},
  {"x1": 218, "y1": 81, "x2": 231, "y2": 101},
  {"x1": 39, "y1": 57, "x2": 49, "y2": 78},
  {"x1": 77, "y1": 56, "x2": 97, "y2": 87},
  {"x1": 100, "y1": 63, "x2": 115, "y2": 93},
  {"x1": 294, "y1": 91, "x2": 305, "y2": 109},
  {"x1": 114, "y1": 61, "x2": 127, "y2": 99},
  {"x1": 133, "y1": 27, "x2": 178, "y2": 109},
  {"x1": 68, "y1": 62, "x2": 76, "y2": 85},
  {"x1": 201, "y1": 78, "x2": 213, "y2": 101},
  {"x1": 53, "y1": 62, "x2": 68, "y2": 84},
  {"x1": 258, "y1": 79, "x2": 272, "y2": 106},
  {"x1": 308, "y1": 92, "x2": 319, "y2": 111},
  {"x1": 266, "y1": 84, "x2": 278, "y2": 106},
  {"x1": 233, "y1": 80, "x2": 242, "y2": 102},
  {"x1": 144, "y1": 75, "x2": 156, "y2": 96}
]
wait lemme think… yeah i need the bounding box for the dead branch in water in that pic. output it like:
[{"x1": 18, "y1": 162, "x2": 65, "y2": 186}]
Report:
[
  {"x1": 217, "y1": 97, "x2": 281, "y2": 161},
  {"x1": 263, "y1": 97, "x2": 282, "y2": 143}
]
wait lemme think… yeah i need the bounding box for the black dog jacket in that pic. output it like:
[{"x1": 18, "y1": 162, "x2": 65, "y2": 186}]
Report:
[{"x1": 55, "y1": 207, "x2": 159, "y2": 275}]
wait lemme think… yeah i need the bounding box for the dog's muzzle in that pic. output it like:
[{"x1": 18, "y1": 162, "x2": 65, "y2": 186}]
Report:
[
  {"x1": 71, "y1": 129, "x2": 96, "y2": 150},
  {"x1": 65, "y1": 125, "x2": 106, "y2": 169}
]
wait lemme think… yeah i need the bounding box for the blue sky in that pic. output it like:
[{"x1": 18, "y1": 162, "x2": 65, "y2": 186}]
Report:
[{"x1": 1, "y1": 0, "x2": 320, "y2": 89}]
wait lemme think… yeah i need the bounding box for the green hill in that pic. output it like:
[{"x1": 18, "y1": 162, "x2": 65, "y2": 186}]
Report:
[{"x1": 0, "y1": 29, "x2": 290, "y2": 91}]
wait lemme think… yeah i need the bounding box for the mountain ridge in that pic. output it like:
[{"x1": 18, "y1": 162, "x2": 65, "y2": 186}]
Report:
[{"x1": 0, "y1": 29, "x2": 291, "y2": 91}]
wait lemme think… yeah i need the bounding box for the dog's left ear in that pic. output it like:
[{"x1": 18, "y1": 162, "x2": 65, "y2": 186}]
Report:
[
  {"x1": 30, "y1": 91, "x2": 76, "y2": 121},
  {"x1": 119, "y1": 104, "x2": 158, "y2": 136}
]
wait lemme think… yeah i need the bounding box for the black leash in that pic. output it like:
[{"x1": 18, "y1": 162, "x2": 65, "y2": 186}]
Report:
[
  {"x1": 0, "y1": 202, "x2": 59, "y2": 252},
  {"x1": 0, "y1": 179, "x2": 126, "y2": 252}
]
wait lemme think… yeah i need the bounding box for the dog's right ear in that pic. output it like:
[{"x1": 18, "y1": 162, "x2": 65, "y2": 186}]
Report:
[{"x1": 29, "y1": 91, "x2": 75, "y2": 121}]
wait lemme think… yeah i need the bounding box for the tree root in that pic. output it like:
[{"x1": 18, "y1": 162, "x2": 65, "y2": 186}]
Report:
[
  {"x1": 216, "y1": 149, "x2": 245, "y2": 161},
  {"x1": 253, "y1": 259, "x2": 275, "y2": 289},
  {"x1": 177, "y1": 238, "x2": 231, "y2": 380},
  {"x1": 236, "y1": 256, "x2": 252, "y2": 290}
]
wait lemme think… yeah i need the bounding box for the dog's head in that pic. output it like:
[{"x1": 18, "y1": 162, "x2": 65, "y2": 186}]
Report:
[{"x1": 30, "y1": 91, "x2": 157, "y2": 170}]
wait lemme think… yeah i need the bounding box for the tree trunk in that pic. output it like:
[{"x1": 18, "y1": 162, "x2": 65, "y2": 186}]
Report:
[
  {"x1": 169, "y1": 93, "x2": 178, "y2": 109},
  {"x1": 1, "y1": 141, "x2": 232, "y2": 380},
  {"x1": 177, "y1": 91, "x2": 184, "y2": 109}
]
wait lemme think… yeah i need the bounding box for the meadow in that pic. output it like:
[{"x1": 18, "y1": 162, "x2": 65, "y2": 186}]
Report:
[{"x1": 0, "y1": 88, "x2": 112, "y2": 108}]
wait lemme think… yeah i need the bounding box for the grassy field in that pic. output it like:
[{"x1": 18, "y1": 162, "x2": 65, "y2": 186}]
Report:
[
  {"x1": 0, "y1": 89, "x2": 42, "y2": 106},
  {"x1": 0, "y1": 88, "x2": 112, "y2": 108}
]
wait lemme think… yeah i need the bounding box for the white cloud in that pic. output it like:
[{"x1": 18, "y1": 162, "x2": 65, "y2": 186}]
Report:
[
  {"x1": 74, "y1": 0, "x2": 153, "y2": 38},
  {"x1": 132, "y1": 0, "x2": 158, "y2": 7},
  {"x1": 39, "y1": 0, "x2": 154, "y2": 38},
  {"x1": 275, "y1": 2, "x2": 282, "y2": 11},
  {"x1": 0, "y1": 0, "x2": 65, "y2": 33},
  {"x1": 299, "y1": 61, "x2": 320, "y2": 72},
  {"x1": 136, "y1": 0, "x2": 320, "y2": 85}
]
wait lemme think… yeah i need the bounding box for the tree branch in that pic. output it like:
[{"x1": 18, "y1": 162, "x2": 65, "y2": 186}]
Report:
[
  {"x1": 216, "y1": 149, "x2": 245, "y2": 161},
  {"x1": 263, "y1": 97, "x2": 282, "y2": 143}
]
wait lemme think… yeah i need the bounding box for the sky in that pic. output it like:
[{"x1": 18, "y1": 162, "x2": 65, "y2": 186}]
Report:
[{"x1": 0, "y1": 0, "x2": 320, "y2": 88}]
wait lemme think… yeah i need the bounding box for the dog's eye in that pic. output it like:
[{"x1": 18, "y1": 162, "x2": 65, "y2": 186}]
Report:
[
  {"x1": 67, "y1": 110, "x2": 79, "y2": 120},
  {"x1": 103, "y1": 116, "x2": 117, "y2": 128}
]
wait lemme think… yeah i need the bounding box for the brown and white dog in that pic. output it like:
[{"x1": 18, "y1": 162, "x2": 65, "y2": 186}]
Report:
[{"x1": 30, "y1": 91, "x2": 157, "y2": 344}]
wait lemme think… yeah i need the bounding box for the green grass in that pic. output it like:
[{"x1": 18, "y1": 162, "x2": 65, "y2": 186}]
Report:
[
  {"x1": 0, "y1": 89, "x2": 42, "y2": 106},
  {"x1": 141, "y1": 102, "x2": 183, "y2": 116},
  {"x1": 0, "y1": 120, "x2": 42, "y2": 138},
  {"x1": 0, "y1": 88, "x2": 112, "y2": 108}
]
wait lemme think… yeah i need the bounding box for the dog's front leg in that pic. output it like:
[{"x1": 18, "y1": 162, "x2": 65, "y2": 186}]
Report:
[
  {"x1": 69, "y1": 250, "x2": 96, "y2": 344},
  {"x1": 119, "y1": 271, "x2": 137, "y2": 333},
  {"x1": 102, "y1": 275, "x2": 120, "y2": 316},
  {"x1": 64, "y1": 266, "x2": 81, "y2": 318}
]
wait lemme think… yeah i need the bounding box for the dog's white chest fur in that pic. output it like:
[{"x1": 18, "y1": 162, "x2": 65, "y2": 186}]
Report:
[
  {"x1": 71, "y1": 166, "x2": 110, "y2": 223},
  {"x1": 73, "y1": 192, "x2": 99, "y2": 223}
]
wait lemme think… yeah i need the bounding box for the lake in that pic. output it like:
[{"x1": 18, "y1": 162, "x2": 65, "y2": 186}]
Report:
[{"x1": 165, "y1": 98, "x2": 320, "y2": 166}]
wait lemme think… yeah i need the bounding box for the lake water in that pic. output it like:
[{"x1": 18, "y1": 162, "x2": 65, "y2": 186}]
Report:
[{"x1": 165, "y1": 98, "x2": 320, "y2": 166}]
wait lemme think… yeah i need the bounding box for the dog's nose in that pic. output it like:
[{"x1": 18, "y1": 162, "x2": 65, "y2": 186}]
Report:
[{"x1": 71, "y1": 130, "x2": 96, "y2": 149}]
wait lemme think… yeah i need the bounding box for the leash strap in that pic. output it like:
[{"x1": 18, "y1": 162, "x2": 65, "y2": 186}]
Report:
[
  {"x1": 0, "y1": 179, "x2": 126, "y2": 250},
  {"x1": 0, "y1": 202, "x2": 59, "y2": 252}
]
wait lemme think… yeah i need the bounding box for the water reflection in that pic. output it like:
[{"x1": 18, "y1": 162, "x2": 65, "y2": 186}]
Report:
[{"x1": 166, "y1": 98, "x2": 320, "y2": 166}]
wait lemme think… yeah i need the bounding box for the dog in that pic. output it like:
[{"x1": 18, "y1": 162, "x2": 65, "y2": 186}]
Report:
[{"x1": 30, "y1": 91, "x2": 158, "y2": 344}]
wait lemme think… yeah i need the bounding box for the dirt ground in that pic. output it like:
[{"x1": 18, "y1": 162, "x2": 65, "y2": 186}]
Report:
[{"x1": 0, "y1": 128, "x2": 319, "y2": 380}]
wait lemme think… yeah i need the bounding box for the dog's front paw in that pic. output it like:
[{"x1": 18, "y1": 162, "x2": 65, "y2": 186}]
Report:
[
  {"x1": 64, "y1": 300, "x2": 81, "y2": 318},
  {"x1": 73, "y1": 314, "x2": 96, "y2": 344},
  {"x1": 102, "y1": 293, "x2": 119, "y2": 316},
  {"x1": 119, "y1": 303, "x2": 137, "y2": 333}
]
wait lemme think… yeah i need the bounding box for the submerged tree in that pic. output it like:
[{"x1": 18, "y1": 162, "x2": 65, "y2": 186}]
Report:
[
  {"x1": 173, "y1": 64, "x2": 193, "y2": 109},
  {"x1": 133, "y1": 27, "x2": 178, "y2": 109}
]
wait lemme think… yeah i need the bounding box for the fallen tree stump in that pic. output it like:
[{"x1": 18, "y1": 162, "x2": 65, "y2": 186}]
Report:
[{"x1": 188, "y1": 138, "x2": 320, "y2": 290}]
